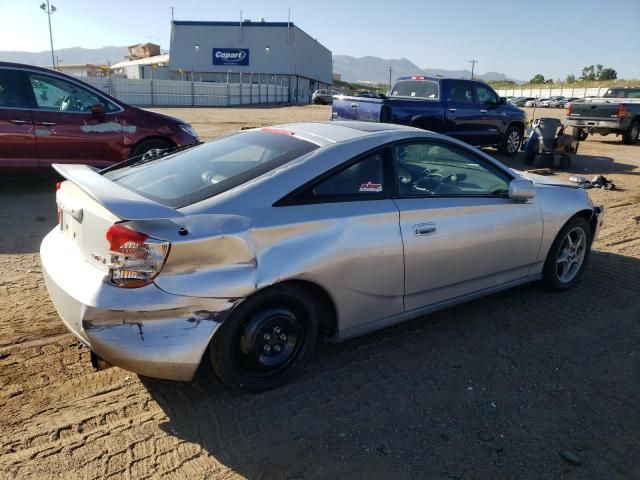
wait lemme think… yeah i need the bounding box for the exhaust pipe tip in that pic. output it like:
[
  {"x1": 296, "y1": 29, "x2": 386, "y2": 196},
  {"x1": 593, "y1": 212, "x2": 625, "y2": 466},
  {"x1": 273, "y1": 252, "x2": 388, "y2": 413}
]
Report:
[{"x1": 90, "y1": 350, "x2": 113, "y2": 371}]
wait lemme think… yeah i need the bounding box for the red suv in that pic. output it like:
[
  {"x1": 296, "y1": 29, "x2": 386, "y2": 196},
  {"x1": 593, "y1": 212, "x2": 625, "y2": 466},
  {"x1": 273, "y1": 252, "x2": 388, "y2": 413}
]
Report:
[{"x1": 0, "y1": 62, "x2": 198, "y2": 171}]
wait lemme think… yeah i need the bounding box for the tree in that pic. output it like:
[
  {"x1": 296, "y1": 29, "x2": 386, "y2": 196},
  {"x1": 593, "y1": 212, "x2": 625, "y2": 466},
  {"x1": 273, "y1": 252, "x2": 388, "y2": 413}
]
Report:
[
  {"x1": 566, "y1": 74, "x2": 576, "y2": 83},
  {"x1": 595, "y1": 64, "x2": 604, "y2": 79},
  {"x1": 581, "y1": 65, "x2": 596, "y2": 81},
  {"x1": 598, "y1": 68, "x2": 617, "y2": 80},
  {"x1": 529, "y1": 74, "x2": 546, "y2": 84}
]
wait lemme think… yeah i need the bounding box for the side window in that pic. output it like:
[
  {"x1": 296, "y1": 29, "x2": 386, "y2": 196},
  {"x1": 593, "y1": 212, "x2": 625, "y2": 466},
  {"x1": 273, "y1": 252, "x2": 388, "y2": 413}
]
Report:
[
  {"x1": 298, "y1": 150, "x2": 387, "y2": 201},
  {"x1": 394, "y1": 142, "x2": 510, "y2": 197},
  {"x1": 28, "y1": 74, "x2": 116, "y2": 113},
  {"x1": 474, "y1": 84, "x2": 499, "y2": 105},
  {"x1": 446, "y1": 81, "x2": 474, "y2": 104},
  {"x1": 0, "y1": 70, "x2": 30, "y2": 108}
]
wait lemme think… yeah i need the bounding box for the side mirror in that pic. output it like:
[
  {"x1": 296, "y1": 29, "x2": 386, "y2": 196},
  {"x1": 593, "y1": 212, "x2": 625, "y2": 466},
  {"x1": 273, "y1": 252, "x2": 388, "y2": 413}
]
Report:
[
  {"x1": 499, "y1": 97, "x2": 507, "y2": 105},
  {"x1": 90, "y1": 103, "x2": 106, "y2": 120},
  {"x1": 509, "y1": 178, "x2": 536, "y2": 202}
]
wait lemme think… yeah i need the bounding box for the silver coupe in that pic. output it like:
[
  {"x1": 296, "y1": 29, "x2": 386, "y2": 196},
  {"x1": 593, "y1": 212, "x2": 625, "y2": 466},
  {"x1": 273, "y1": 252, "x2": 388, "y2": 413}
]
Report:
[{"x1": 41, "y1": 121, "x2": 603, "y2": 392}]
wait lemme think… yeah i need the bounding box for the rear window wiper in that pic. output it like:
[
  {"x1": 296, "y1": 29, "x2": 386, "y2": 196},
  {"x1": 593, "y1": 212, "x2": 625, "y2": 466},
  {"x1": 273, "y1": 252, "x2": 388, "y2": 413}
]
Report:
[{"x1": 100, "y1": 141, "x2": 203, "y2": 175}]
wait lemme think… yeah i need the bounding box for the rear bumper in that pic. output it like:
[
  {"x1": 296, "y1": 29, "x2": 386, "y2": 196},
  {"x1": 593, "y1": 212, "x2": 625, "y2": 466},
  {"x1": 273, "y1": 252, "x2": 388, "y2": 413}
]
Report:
[
  {"x1": 40, "y1": 228, "x2": 238, "y2": 381},
  {"x1": 566, "y1": 117, "x2": 623, "y2": 130}
]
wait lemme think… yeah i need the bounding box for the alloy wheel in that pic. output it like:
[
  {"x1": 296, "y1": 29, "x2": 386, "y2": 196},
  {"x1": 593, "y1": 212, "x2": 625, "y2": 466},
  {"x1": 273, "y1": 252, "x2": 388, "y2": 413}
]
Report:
[
  {"x1": 507, "y1": 130, "x2": 520, "y2": 154},
  {"x1": 556, "y1": 227, "x2": 587, "y2": 283}
]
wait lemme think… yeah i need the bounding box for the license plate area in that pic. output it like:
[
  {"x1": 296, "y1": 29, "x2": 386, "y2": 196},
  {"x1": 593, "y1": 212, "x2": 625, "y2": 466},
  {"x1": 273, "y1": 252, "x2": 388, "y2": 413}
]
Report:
[{"x1": 58, "y1": 206, "x2": 83, "y2": 241}]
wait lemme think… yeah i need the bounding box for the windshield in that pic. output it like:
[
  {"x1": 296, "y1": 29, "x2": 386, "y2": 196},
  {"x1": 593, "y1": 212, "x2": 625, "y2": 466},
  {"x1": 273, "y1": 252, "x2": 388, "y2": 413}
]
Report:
[
  {"x1": 390, "y1": 80, "x2": 439, "y2": 99},
  {"x1": 603, "y1": 88, "x2": 640, "y2": 98},
  {"x1": 104, "y1": 130, "x2": 319, "y2": 208}
]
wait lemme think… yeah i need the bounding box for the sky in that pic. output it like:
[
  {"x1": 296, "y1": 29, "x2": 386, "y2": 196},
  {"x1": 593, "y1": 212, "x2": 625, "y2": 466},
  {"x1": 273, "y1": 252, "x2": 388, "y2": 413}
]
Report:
[{"x1": 1, "y1": 0, "x2": 639, "y2": 80}]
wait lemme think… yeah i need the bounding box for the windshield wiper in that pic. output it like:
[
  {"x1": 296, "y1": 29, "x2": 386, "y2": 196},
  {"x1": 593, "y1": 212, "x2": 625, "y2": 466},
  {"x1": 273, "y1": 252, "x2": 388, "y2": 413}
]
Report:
[{"x1": 100, "y1": 141, "x2": 203, "y2": 175}]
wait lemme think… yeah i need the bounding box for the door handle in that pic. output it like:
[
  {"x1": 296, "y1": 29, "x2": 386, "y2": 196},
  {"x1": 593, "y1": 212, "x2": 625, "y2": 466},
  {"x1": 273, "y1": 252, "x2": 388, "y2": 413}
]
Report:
[
  {"x1": 350, "y1": 103, "x2": 359, "y2": 109},
  {"x1": 414, "y1": 223, "x2": 436, "y2": 236},
  {"x1": 448, "y1": 108, "x2": 457, "y2": 113},
  {"x1": 36, "y1": 121, "x2": 56, "y2": 126},
  {"x1": 480, "y1": 109, "x2": 488, "y2": 113},
  {"x1": 9, "y1": 119, "x2": 28, "y2": 124}
]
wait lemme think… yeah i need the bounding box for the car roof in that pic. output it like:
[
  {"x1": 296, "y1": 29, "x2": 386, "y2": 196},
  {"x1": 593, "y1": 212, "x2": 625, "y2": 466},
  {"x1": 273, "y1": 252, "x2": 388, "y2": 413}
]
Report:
[
  {"x1": 0, "y1": 61, "x2": 56, "y2": 73},
  {"x1": 272, "y1": 121, "x2": 423, "y2": 146}
]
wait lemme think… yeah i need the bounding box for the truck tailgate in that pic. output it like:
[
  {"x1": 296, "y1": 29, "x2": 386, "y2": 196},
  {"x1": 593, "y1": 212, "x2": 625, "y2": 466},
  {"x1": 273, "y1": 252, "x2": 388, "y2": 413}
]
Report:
[
  {"x1": 569, "y1": 101, "x2": 619, "y2": 119},
  {"x1": 332, "y1": 96, "x2": 384, "y2": 123}
]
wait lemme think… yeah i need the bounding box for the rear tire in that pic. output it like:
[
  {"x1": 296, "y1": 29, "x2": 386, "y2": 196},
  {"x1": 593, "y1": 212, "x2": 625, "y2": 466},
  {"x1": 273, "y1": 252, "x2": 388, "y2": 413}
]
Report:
[
  {"x1": 499, "y1": 125, "x2": 522, "y2": 156},
  {"x1": 542, "y1": 216, "x2": 592, "y2": 292},
  {"x1": 622, "y1": 119, "x2": 639, "y2": 145},
  {"x1": 210, "y1": 284, "x2": 319, "y2": 393},
  {"x1": 130, "y1": 138, "x2": 173, "y2": 159},
  {"x1": 559, "y1": 154, "x2": 572, "y2": 170},
  {"x1": 574, "y1": 128, "x2": 588, "y2": 141}
]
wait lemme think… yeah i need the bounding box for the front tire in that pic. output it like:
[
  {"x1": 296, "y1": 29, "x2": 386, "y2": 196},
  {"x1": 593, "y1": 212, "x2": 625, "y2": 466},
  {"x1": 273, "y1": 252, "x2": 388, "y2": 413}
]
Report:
[
  {"x1": 542, "y1": 216, "x2": 592, "y2": 291},
  {"x1": 210, "y1": 284, "x2": 319, "y2": 393},
  {"x1": 499, "y1": 125, "x2": 522, "y2": 156},
  {"x1": 130, "y1": 138, "x2": 173, "y2": 159}
]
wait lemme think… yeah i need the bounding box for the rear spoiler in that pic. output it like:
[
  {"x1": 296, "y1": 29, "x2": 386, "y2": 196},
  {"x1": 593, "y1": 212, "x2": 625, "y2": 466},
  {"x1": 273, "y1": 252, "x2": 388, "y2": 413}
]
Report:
[{"x1": 53, "y1": 164, "x2": 184, "y2": 220}]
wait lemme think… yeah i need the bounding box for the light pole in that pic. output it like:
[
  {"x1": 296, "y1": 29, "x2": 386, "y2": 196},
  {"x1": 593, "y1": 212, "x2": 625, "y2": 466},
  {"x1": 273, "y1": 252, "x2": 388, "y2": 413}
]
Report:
[
  {"x1": 40, "y1": 1, "x2": 57, "y2": 70},
  {"x1": 469, "y1": 59, "x2": 478, "y2": 80},
  {"x1": 387, "y1": 66, "x2": 393, "y2": 89}
]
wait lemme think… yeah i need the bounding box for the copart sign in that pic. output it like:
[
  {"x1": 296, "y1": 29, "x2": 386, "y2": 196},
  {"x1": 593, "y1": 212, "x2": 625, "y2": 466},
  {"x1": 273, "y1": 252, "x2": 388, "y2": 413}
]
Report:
[{"x1": 212, "y1": 48, "x2": 250, "y2": 66}]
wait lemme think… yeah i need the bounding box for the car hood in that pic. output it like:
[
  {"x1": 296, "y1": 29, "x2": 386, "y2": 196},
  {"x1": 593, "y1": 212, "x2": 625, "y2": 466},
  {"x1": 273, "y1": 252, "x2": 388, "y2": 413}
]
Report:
[
  {"x1": 132, "y1": 106, "x2": 187, "y2": 126},
  {"x1": 512, "y1": 169, "x2": 576, "y2": 188}
]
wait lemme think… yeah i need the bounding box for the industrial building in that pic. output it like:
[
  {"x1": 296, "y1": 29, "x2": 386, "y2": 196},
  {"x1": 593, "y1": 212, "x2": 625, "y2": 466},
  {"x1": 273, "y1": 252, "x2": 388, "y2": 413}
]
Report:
[{"x1": 168, "y1": 20, "x2": 332, "y2": 103}]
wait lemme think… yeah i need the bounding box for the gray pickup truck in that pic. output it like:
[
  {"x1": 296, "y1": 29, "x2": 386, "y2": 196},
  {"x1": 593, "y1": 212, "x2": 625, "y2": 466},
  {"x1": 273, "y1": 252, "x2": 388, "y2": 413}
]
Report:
[{"x1": 566, "y1": 87, "x2": 640, "y2": 144}]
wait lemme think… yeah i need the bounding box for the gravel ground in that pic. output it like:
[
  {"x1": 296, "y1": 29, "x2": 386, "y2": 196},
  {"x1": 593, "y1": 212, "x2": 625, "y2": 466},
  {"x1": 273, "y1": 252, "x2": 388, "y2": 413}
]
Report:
[{"x1": 1, "y1": 105, "x2": 639, "y2": 479}]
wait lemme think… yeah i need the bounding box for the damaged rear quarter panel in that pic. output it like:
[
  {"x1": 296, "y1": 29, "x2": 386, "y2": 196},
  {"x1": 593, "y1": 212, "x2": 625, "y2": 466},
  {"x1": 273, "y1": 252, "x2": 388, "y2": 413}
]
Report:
[{"x1": 148, "y1": 201, "x2": 405, "y2": 335}]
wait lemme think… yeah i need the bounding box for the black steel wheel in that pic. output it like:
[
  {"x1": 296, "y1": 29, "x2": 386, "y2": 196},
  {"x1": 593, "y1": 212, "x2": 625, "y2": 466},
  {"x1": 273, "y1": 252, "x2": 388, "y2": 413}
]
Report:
[{"x1": 210, "y1": 284, "x2": 319, "y2": 392}]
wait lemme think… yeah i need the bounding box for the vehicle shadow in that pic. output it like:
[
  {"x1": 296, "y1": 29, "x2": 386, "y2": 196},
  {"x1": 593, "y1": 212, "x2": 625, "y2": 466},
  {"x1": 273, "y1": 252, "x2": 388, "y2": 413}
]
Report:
[
  {"x1": 0, "y1": 175, "x2": 58, "y2": 255},
  {"x1": 142, "y1": 251, "x2": 640, "y2": 479},
  {"x1": 492, "y1": 151, "x2": 638, "y2": 176}
]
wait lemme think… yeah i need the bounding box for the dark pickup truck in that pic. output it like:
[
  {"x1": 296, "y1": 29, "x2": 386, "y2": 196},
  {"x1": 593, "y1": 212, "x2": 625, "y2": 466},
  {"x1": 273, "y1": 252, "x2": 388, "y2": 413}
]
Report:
[
  {"x1": 566, "y1": 87, "x2": 640, "y2": 144},
  {"x1": 331, "y1": 76, "x2": 527, "y2": 155}
]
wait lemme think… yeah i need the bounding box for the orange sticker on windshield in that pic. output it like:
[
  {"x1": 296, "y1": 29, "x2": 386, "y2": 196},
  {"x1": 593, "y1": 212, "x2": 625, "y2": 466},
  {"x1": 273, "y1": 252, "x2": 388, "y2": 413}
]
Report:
[{"x1": 359, "y1": 182, "x2": 383, "y2": 192}]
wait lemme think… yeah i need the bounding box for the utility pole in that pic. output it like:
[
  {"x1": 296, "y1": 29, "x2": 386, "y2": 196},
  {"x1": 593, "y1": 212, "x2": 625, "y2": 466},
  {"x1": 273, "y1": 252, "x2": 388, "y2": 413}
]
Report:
[
  {"x1": 40, "y1": 1, "x2": 57, "y2": 70},
  {"x1": 387, "y1": 66, "x2": 393, "y2": 89},
  {"x1": 170, "y1": 6, "x2": 174, "y2": 20},
  {"x1": 468, "y1": 59, "x2": 478, "y2": 80}
]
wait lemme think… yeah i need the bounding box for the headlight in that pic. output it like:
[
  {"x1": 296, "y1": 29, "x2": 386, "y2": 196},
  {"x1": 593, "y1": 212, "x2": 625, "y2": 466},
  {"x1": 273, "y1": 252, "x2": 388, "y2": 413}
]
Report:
[{"x1": 179, "y1": 124, "x2": 198, "y2": 140}]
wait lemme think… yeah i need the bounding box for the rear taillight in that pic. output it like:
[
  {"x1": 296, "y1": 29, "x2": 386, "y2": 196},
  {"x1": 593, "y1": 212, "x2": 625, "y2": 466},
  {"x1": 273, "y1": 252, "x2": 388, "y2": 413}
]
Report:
[
  {"x1": 56, "y1": 182, "x2": 63, "y2": 224},
  {"x1": 618, "y1": 104, "x2": 627, "y2": 118},
  {"x1": 106, "y1": 224, "x2": 171, "y2": 288},
  {"x1": 566, "y1": 104, "x2": 572, "y2": 114}
]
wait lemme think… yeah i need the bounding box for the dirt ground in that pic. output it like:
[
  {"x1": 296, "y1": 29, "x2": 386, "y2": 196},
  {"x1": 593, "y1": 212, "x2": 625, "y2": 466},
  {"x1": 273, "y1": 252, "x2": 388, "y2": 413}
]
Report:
[{"x1": 1, "y1": 105, "x2": 639, "y2": 479}]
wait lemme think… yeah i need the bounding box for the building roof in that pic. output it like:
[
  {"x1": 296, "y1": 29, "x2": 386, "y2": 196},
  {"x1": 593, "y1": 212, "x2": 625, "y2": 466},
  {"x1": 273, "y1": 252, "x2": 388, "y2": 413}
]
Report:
[
  {"x1": 127, "y1": 42, "x2": 160, "y2": 49},
  {"x1": 172, "y1": 20, "x2": 294, "y2": 28},
  {"x1": 111, "y1": 53, "x2": 169, "y2": 69}
]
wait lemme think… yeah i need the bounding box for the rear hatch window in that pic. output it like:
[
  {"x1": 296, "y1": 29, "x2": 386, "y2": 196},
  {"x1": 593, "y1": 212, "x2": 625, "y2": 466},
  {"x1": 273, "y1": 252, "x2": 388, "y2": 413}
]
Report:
[
  {"x1": 391, "y1": 80, "x2": 439, "y2": 99},
  {"x1": 104, "y1": 131, "x2": 318, "y2": 208}
]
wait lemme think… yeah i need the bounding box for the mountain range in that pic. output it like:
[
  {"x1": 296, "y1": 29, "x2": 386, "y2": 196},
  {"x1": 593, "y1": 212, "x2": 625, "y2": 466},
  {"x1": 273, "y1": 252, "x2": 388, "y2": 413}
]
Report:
[
  {"x1": 0, "y1": 47, "x2": 515, "y2": 83},
  {"x1": 0, "y1": 46, "x2": 131, "y2": 67}
]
